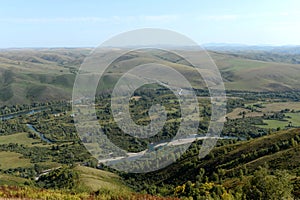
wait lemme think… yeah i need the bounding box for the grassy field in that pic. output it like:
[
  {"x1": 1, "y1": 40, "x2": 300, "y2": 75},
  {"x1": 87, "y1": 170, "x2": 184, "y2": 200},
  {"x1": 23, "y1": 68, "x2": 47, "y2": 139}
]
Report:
[
  {"x1": 0, "y1": 132, "x2": 46, "y2": 146},
  {"x1": 286, "y1": 113, "x2": 300, "y2": 124},
  {"x1": 257, "y1": 120, "x2": 290, "y2": 129},
  {"x1": 262, "y1": 102, "x2": 300, "y2": 112},
  {"x1": 74, "y1": 165, "x2": 131, "y2": 193},
  {"x1": 0, "y1": 133, "x2": 61, "y2": 171},
  {"x1": 227, "y1": 101, "x2": 300, "y2": 119},
  {"x1": 0, "y1": 174, "x2": 27, "y2": 185},
  {"x1": 0, "y1": 151, "x2": 32, "y2": 170},
  {"x1": 226, "y1": 107, "x2": 263, "y2": 119},
  {"x1": 257, "y1": 112, "x2": 300, "y2": 129}
]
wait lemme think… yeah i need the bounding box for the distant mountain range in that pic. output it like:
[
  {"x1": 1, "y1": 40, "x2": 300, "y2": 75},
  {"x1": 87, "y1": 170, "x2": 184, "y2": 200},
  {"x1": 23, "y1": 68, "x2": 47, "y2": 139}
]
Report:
[{"x1": 203, "y1": 43, "x2": 300, "y2": 54}]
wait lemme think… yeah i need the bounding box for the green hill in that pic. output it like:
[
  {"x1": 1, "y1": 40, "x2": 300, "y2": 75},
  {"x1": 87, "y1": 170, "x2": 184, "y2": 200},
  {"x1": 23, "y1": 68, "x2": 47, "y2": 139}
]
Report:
[
  {"x1": 1, "y1": 48, "x2": 300, "y2": 104},
  {"x1": 211, "y1": 52, "x2": 300, "y2": 91},
  {"x1": 0, "y1": 48, "x2": 89, "y2": 104},
  {"x1": 127, "y1": 128, "x2": 300, "y2": 187}
]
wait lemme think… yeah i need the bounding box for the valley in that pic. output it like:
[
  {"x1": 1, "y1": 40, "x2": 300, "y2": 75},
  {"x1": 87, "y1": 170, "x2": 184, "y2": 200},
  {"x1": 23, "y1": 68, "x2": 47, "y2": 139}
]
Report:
[{"x1": 0, "y1": 48, "x2": 300, "y2": 199}]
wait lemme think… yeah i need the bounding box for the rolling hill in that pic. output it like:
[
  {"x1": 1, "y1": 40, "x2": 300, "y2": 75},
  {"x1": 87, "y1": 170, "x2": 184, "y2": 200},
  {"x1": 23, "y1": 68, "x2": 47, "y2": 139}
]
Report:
[
  {"x1": 0, "y1": 48, "x2": 89, "y2": 104},
  {"x1": 1, "y1": 47, "x2": 300, "y2": 104},
  {"x1": 126, "y1": 128, "x2": 300, "y2": 187}
]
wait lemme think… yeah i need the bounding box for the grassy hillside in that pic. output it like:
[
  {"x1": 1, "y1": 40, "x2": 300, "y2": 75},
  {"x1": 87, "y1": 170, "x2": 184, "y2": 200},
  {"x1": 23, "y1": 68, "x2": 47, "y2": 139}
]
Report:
[
  {"x1": 0, "y1": 151, "x2": 32, "y2": 170},
  {"x1": 1, "y1": 48, "x2": 300, "y2": 104},
  {"x1": 0, "y1": 165, "x2": 182, "y2": 200},
  {"x1": 74, "y1": 165, "x2": 130, "y2": 193},
  {"x1": 0, "y1": 48, "x2": 89, "y2": 104},
  {"x1": 127, "y1": 128, "x2": 300, "y2": 187},
  {"x1": 0, "y1": 174, "x2": 28, "y2": 186},
  {"x1": 211, "y1": 52, "x2": 300, "y2": 91}
]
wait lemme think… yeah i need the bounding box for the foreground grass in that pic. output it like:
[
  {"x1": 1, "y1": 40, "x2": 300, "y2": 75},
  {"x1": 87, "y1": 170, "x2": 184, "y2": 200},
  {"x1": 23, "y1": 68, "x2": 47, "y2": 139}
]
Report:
[
  {"x1": 0, "y1": 165, "x2": 132, "y2": 199},
  {"x1": 0, "y1": 185, "x2": 90, "y2": 200},
  {"x1": 0, "y1": 185, "x2": 179, "y2": 200}
]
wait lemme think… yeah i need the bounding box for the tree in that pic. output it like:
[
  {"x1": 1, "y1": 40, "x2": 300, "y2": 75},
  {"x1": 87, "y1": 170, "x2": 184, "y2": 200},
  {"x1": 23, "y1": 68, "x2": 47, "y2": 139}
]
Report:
[
  {"x1": 196, "y1": 168, "x2": 205, "y2": 183},
  {"x1": 243, "y1": 168, "x2": 293, "y2": 200},
  {"x1": 36, "y1": 167, "x2": 79, "y2": 190}
]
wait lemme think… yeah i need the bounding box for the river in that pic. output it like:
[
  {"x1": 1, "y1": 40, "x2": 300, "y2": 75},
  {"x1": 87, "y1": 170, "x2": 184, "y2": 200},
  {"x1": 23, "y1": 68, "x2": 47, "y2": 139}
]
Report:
[
  {"x1": 0, "y1": 107, "x2": 49, "y2": 121},
  {"x1": 26, "y1": 124, "x2": 53, "y2": 144}
]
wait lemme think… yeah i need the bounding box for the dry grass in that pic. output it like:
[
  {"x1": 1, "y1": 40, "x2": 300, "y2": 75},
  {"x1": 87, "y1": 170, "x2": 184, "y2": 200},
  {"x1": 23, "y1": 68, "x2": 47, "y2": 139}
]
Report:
[
  {"x1": 74, "y1": 165, "x2": 131, "y2": 193},
  {"x1": 0, "y1": 151, "x2": 32, "y2": 170},
  {"x1": 227, "y1": 101, "x2": 300, "y2": 119},
  {"x1": 226, "y1": 108, "x2": 263, "y2": 119}
]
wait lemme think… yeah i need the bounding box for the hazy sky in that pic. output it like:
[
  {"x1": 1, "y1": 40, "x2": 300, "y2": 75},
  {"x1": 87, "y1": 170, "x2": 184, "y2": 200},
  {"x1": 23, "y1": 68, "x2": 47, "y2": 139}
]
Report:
[{"x1": 1, "y1": 0, "x2": 300, "y2": 47}]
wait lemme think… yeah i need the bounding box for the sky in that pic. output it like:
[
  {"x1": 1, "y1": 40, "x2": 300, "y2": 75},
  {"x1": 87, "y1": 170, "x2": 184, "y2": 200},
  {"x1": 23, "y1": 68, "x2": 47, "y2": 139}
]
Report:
[{"x1": 1, "y1": 0, "x2": 300, "y2": 48}]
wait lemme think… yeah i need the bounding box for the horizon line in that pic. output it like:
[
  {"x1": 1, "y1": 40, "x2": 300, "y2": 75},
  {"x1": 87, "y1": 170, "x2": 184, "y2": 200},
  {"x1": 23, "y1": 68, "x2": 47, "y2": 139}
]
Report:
[{"x1": 1, "y1": 43, "x2": 300, "y2": 50}]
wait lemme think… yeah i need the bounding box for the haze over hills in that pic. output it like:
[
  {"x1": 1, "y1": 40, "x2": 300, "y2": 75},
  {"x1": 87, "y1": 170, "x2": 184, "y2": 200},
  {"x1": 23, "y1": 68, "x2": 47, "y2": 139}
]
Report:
[
  {"x1": 203, "y1": 43, "x2": 300, "y2": 54},
  {"x1": 1, "y1": 46, "x2": 300, "y2": 104}
]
